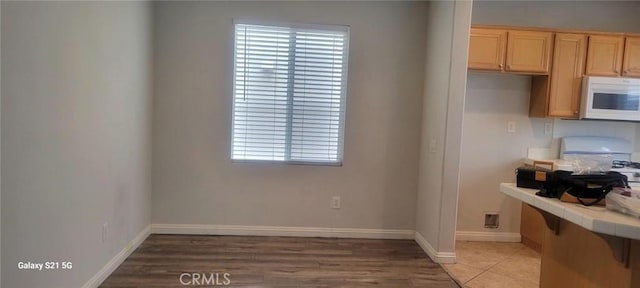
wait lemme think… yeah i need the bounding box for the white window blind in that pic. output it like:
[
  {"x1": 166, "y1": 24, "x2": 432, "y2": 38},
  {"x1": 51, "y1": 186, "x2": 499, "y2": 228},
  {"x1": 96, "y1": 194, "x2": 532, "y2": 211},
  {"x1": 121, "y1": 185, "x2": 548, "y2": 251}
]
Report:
[{"x1": 232, "y1": 22, "x2": 349, "y2": 165}]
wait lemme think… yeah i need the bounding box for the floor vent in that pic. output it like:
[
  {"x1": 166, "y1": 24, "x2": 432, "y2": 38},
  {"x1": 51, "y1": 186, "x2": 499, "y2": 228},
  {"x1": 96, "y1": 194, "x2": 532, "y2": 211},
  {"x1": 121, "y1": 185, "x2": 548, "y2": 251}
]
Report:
[{"x1": 484, "y1": 213, "x2": 499, "y2": 228}]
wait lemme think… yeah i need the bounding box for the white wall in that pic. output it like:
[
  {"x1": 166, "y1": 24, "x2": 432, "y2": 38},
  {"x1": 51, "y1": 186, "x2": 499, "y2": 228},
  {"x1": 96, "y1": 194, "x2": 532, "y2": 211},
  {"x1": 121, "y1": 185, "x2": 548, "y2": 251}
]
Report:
[
  {"x1": 458, "y1": 0, "x2": 640, "y2": 237},
  {"x1": 458, "y1": 73, "x2": 553, "y2": 235},
  {"x1": 415, "y1": 0, "x2": 471, "y2": 262},
  {"x1": 152, "y1": 2, "x2": 427, "y2": 231},
  {"x1": 1, "y1": 2, "x2": 152, "y2": 287}
]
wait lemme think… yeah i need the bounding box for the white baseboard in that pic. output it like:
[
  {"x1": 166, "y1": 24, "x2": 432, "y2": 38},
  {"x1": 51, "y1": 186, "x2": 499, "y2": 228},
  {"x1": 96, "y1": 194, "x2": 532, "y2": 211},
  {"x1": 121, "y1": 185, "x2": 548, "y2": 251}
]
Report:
[
  {"x1": 82, "y1": 225, "x2": 151, "y2": 288},
  {"x1": 456, "y1": 231, "x2": 521, "y2": 242},
  {"x1": 414, "y1": 232, "x2": 456, "y2": 264},
  {"x1": 151, "y1": 224, "x2": 414, "y2": 240}
]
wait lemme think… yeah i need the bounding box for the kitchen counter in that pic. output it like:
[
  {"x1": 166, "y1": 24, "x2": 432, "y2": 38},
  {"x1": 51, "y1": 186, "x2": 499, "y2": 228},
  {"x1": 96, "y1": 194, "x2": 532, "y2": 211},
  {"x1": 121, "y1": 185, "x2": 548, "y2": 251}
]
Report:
[
  {"x1": 500, "y1": 183, "x2": 640, "y2": 288},
  {"x1": 500, "y1": 183, "x2": 640, "y2": 240}
]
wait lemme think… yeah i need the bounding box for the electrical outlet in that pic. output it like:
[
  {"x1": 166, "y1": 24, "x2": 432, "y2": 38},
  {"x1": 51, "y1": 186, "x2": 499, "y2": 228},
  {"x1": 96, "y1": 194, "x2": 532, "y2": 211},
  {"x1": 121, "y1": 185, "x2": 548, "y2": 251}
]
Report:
[
  {"x1": 507, "y1": 121, "x2": 516, "y2": 134},
  {"x1": 102, "y1": 222, "x2": 108, "y2": 243},
  {"x1": 544, "y1": 122, "x2": 553, "y2": 135},
  {"x1": 332, "y1": 196, "x2": 341, "y2": 209}
]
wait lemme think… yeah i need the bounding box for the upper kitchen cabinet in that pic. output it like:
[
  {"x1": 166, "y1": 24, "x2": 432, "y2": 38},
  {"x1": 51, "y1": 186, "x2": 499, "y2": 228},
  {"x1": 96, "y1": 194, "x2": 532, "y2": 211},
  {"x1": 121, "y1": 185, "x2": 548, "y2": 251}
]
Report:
[
  {"x1": 468, "y1": 27, "x2": 553, "y2": 74},
  {"x1": 585, "y1": 35, "x2": 625, "y2": 76},
  {"x1": 506, "y1": 30, "x2": 553, "y2": 73},
  {"x1": 530, "y1": 33, "x2": 587, "y2": 119},
  {"x1": 623, "y1": 37, "x2": 640, "y2": 77},
  {"x1": 468, "y1": 28, "x2": 507, "y2": 71}
]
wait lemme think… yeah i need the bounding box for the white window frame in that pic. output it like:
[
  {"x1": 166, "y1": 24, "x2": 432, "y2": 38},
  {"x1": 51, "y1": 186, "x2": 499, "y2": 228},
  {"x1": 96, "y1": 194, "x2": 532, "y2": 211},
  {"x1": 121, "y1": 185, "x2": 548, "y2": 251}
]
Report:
[{"x1": 230, "y1": 20, "x2": 350, "y2": 166}]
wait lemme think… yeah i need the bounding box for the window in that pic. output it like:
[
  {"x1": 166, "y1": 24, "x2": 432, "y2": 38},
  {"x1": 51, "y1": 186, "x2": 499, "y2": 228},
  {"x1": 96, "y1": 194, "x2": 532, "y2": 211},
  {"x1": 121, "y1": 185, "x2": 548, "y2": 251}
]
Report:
[{"x1": 231, "y1": 22, "x2": 349, "y2": 165}]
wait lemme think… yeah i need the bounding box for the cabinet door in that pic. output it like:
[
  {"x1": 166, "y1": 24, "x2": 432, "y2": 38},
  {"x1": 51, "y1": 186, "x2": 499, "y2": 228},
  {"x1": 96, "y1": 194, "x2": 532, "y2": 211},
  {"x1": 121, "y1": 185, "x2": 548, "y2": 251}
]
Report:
[
  {"x1": 505, "y1": 30, "x2": 553, "y2": 73},
  {"x1": 548, "y1": 34, "x2": 587, "y2": 118},
  {"x1": 623, "y1": 37, "x2": 640, "y2": 77},
  {"x1": 468, "y1": 28, "x2": 507, "y2": 71},
  {"x1": 521, "y1": 204, "x2": 544, "y2": 252},
  {"x1": 585, "y1": 35, "x2": 624, "y2": 76}
]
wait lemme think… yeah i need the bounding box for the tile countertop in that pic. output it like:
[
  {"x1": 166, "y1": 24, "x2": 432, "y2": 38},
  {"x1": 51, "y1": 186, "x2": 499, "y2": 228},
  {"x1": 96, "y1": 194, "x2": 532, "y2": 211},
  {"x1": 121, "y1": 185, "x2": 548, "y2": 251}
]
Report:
[{"x1": 500, "y1": 183, "x2": 640, "y2": 240}]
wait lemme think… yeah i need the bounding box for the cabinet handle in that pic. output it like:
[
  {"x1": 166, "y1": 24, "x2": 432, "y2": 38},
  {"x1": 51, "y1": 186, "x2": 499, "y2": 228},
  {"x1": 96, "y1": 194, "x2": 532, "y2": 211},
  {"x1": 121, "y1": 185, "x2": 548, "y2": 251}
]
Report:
[
  {"x1": 507, "y1": 65, "x2": 511, "y2": 70},
  {"x1": 624, "y1": 70, "x2": 628, "y2": 74},
  {"x1": 615, "y1": 70, "x2": 620, "y2": 74},
  {"x1": 499, "y1": 64, "x2": 503, "y2": 69},
  {"x1": 574, "y1": 110, "x2": 578, "y2": 114}
]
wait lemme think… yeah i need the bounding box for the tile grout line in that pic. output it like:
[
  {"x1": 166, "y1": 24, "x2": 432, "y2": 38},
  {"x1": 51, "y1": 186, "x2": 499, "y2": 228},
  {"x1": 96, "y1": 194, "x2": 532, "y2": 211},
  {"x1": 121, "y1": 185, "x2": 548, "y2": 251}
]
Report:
[
  {"x1": 459, "y1": 243, "x2": 536, "y2": 286},
  {"x1": 462, "y1": 260, "x2": 502, "y2": 286},
  {"x1": 482, "y1": 247, "x2": 542, "y2": 287},
  {"x1": 463, "y1": 245, "x2": 515, "y2": 284},
  {"x1": 440, "y1": 264, "x2": 468, "y2": 288}
]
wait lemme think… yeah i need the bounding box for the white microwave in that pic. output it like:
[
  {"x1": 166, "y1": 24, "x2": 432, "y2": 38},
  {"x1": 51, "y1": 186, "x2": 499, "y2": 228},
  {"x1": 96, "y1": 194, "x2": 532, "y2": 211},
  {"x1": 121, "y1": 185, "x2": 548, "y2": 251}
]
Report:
[{"x1": 581, "y1": 76, "x2": 640, "y2": 121}]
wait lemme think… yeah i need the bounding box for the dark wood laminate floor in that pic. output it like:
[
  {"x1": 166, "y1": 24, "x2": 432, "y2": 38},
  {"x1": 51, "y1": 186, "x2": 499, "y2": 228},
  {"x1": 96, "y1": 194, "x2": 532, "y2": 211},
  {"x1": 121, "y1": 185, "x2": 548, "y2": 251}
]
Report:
[{"x1": 100, "y1": 235, "x2": 459, "y2": 288}]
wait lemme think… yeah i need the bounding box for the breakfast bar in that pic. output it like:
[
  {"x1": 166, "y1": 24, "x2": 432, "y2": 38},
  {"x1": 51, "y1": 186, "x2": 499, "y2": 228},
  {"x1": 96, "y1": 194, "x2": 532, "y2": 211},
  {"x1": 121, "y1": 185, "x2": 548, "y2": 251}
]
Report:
[{"x1": 500, "y1": 183, "x2": 640, "y2": 288}]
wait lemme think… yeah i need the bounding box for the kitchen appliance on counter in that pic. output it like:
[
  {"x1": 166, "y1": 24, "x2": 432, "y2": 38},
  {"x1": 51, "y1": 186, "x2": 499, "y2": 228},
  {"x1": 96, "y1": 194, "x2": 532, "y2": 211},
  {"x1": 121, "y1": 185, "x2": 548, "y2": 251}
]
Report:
[
  {"x1": 581, "y1": 76, "x2": 640, "y2": 121},
  {"x1": 527, "y1": 136, "x2": 640, "y2": 187}
]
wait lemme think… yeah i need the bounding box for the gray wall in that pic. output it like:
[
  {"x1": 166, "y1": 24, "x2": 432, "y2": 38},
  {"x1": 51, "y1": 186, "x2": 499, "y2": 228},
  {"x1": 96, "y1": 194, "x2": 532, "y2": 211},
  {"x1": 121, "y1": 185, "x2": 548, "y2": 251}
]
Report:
[
  {"x1": 458, "y1": 0, "x2": 640, "y2": 235},
  {"x1": 472, "y1": 0, "x2": 640, "y2": 33},
  {"x1": 415, "y1": 0, "x2": 471, "y2": 260},
  {"x1": 1, "y1": 2, "x2": 152, "y2": 287},
  {"x1": 152, "y1": 1, "x2": 427, "y2": 230}
]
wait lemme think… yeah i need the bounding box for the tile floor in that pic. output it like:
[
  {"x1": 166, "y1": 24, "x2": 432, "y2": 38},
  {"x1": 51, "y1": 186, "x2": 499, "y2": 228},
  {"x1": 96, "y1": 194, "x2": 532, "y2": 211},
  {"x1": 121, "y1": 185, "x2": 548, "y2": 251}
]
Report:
[{"x1": 442, "y1": 241, "x2": 541, "y2": 288}]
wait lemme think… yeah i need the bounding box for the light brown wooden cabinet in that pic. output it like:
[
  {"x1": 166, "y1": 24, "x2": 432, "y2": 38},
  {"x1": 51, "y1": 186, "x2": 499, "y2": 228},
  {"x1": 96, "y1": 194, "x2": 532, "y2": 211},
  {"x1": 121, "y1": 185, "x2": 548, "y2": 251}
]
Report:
[
  {"x1": 530, "y1": 33, "x2": 587, "y2": 119},
  {"x1": 468, "y1": 28, "x2": 552, "y2": 74},
  {"x1": 469, "y1": 25, "x2": 640, "y2": 118},
  {"x1": 623, "y1": 37, "x2": 640, "y2": 77},
  {"x1": 539, "y1": 213, "x2": 640, "y2": 288},
  {"x1": 468, "y1": 28, "x2": 507, "y2": 71},
  {"x1": 520, "y1": 203, "x2": 544, "y2": 252},
  {"x1": 547, "y1": 33, "x2": 587, "y2": 118},
  {"x1": 585, "y1": 35, "x2": 625, "y2": 76},
  {"x1": 506, "y1": 30, "x2": 553, "y2": 73}
]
